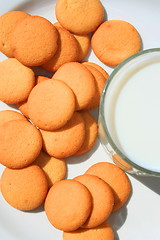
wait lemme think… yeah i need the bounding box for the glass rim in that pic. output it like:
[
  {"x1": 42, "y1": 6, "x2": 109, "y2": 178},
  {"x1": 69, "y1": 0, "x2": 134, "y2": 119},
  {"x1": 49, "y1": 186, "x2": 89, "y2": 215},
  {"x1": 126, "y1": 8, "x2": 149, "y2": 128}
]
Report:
[{"x1": 99, "y1": 48, "x2": 160, "y2": 177}]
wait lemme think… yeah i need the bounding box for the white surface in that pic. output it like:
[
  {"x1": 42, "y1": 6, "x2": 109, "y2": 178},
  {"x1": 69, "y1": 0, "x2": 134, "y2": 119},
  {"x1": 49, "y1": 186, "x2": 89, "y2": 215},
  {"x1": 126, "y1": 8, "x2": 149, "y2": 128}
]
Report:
[
  {"x1": 0, "y1": 1, "x2": 160, "y2": 240},
  {"x1": 105, "y1": 57, "x2": 160, "y2": 172}
]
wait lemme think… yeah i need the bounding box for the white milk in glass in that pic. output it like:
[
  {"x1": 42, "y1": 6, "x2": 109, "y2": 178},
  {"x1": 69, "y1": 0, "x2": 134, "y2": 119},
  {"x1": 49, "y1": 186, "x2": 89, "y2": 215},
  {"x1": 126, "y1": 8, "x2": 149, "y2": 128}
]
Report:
[{"x1": 104, "y1": 53, "x2": 160, "y2": 172}]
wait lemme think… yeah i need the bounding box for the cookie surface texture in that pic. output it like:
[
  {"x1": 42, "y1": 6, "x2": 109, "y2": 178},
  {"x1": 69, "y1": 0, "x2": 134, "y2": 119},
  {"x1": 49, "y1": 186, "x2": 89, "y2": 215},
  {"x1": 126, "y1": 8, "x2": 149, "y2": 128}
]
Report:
[
  {"x1": 74, "y1": 174, "x2": 114, "y2": 228},
  {"x1": 0, "y1": 119, "x2": 42, "y2": 169},
  {"x1": 1, "y1": 165, "x2": 48, "y2": 211},
  {"x1": 91, "y1": 20, "x2": 141, "y2": 66},
  {"x1": 75, "y1": 111, "x2": 98, "y2": 155},
  {"x1": 28, "y1": 79, "x2": 75, "y2": 130},
  {"x1": 55, "y1": 0, "x2": 104, "y2": 34},
  {"x1": 83, "y1": 65, "x2": 106, "y2": 110},
  {"x1": 42, "y1": 25, "x2": 79, "y2": 72},
  {"x1": 12, "y1": 16, "x2": 58, "y2": 66},
  {"x1": 34, "y1": 151, "x2": 67, "y2": 187},
  {"x1": 40, "y1": 112, "x2": 85, "y2": 158},
  {"x1": 63, "y1": 221, "x2": 114, "y2": 240},
  {"x1": 0, "y1": 58, "x2": 35, "y2": 104},
  {"x1": 82, "y1": 62, "x2": 109, "y2": 79},
  {"x1": 45, "y1": 179, "x2": 92, "y2": 231},
  {"x1": 0, "y1": 110, "x2": 26, "y2": 128},
  {"x1": 53, "y1": 62, "x2": 96, "y2": 110},
  {"x1": 86, "y1": 162, "x2": 131, "y2": 212},
  {"x1": 0, "y1": 11, "x2": 29, "y2": 57}
]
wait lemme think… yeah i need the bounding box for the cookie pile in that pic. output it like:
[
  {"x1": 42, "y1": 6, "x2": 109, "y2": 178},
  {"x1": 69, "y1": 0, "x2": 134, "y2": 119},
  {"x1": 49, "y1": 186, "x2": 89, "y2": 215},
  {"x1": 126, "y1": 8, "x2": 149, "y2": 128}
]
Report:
[
  {"x1": 44, "y1": 162, "x2": 131, "y2": 239},
  {"x1": 0, "y1": 0, "x2": 140, "y2": 239}
]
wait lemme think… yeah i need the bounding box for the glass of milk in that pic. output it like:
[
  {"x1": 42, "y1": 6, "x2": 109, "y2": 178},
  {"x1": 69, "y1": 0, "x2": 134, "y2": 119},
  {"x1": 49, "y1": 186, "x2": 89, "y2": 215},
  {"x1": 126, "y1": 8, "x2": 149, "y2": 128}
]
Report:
[{"x1": 99, "y1": 48, "x2": 160, "y2": 177}]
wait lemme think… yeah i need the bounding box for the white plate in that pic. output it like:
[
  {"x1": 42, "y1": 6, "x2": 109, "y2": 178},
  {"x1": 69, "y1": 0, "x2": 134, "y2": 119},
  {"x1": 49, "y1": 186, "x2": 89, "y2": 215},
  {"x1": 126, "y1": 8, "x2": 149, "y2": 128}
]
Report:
[{"x1": 0, "y1": 1, "x2": 160, "y2": 240}]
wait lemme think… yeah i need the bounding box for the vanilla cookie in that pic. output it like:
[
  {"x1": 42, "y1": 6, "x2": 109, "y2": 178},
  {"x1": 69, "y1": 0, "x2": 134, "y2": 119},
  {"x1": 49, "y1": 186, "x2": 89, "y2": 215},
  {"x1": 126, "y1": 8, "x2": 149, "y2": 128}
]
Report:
[
  {"x1": 75, "y1": 111, "x2": 98, "y2": 155},
  {"x1": 42, "y1": 25, "x2": 79, "y2": 72},
  {"x1": 55, "y1": 0, "x2": 104, "y2": 34},
  {"x1": 1, "y1": 165, "x2": 48, "y2": 211},
  {"x1": 86, "y1": 162, "x2": 131, "y2": 212},
  {"x1": 27, "y1": 79, "x2": 75, "y2": 130},
  {"x1": 74, "y1": 174, "x2": 114, "y2": 228},
  {"x1": 53, "y1": 62, "x2": 96, "y2": 110},
  {"x1": 84, "y1": 65, "x2": 106, "y2": 110},
  {"x1": 0, "y1": 58, "x2": 35, "y2": 104},
  {"x1": 12, "y1": 16, "x2": 58, "y2": 66},
  {"x1": 91, "y1": 20, "x2": 141, "y2": 66},
  {"x1": 73, "y1": 34, "x2": 90, "y2": 62},
  {"x1": 45, "y1": 179, "x2": 92, "y2": 231},
  {"x1": 34, "y1": 151, "x2": 67, "y2": 187},
  {"x1": 40, "y1": 112, "x2": 85, "y2": 158},
  {"x1": 0, "y1": 119, "x2": 42, "y2": 169},
  {"x1": 0, "y1": 11, "x2": 29, "y2": 57},
  {"x1": 63, "y1": 221, "x2": 114, "y2": 240}
]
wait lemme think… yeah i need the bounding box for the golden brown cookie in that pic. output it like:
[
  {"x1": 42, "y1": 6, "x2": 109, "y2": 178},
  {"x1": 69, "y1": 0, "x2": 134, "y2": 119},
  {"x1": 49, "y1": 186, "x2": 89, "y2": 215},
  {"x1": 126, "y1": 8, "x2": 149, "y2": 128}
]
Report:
[
  {"x1": 12, "y1": 16, "x2": 58, "y2": 66},
  {"x1": 75, "y1": 111, "x2": 98, "y2": 156},
  {"x1": 42, "y1": 25, "x2": 79, "y2": 72},
  {"x1": 83, "y1": 65, "x2": 106, "y2": 110},
  {"x1": 0, "y1": 11, "x2": 29, "y2": 57},
  {"x1": 86, "y1": 162, "x2": 131, "y2": 212},
  {"x1": 91, "y1": 20, "x2": 141, "y2": 66},
  {"x1": 45, "y1": 179, "x2": 92, "y2": 231},
  {"x1": 82, "y1": 62, "x2": 109, "y2": 79},
  {"x1": 63, "y1": 221, "x2": 114, "y2": 240},
  {"x1": 1, "y1": 165, "x2": 48, "y2": 211},
  {"x1": 53, "y1": 62, "x2": 96, "y2": 110},
  {"x1": 27, "y1": 79, "x2": 75, "y2": 131},
  {"x1": 0, "y1": 119, "x2": 42, "y2": 169},
  {"x1": 73, "y1": 34, "x2": 90, "y2": 62},
  {"x1": 0, "y1": 110, "x2": 26, "y2": 128},
  {"x1": 40, "y1": 112, "x2": 85, "y2": 158},
  {"x1": 0, "y1": 58, "x2": 35, "y2": 104},
  {"x1": 34, "y1": 150, "x2": 67, "y2": 188},
  {"x1": 55, "y1": 0, "x2": 104, "y2": 34},
  {"x1": 74, "y1": 174, "x2": 114, "y2": 228}
]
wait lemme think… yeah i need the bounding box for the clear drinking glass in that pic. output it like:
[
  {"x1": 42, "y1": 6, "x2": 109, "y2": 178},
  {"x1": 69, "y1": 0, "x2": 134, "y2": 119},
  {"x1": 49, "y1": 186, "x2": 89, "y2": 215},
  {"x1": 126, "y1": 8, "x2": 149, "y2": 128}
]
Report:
[{"x1": 99, "y1": 48, "x2": 160, "y2": 177}]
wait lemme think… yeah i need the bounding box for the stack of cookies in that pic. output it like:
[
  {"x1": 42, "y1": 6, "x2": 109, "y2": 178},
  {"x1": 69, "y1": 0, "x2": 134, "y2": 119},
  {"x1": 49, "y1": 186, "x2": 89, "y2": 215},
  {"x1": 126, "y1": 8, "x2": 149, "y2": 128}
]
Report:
[{"x1": 0, "y1": 0, "x2": 141, "y2": 239}]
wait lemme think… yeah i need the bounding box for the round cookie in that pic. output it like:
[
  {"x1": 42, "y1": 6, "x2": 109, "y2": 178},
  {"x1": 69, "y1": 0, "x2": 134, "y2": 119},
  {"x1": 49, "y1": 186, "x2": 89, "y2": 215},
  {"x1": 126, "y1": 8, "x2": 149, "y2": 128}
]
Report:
[
  {"x1": 74, "y1": 174, "x2": 114, "y2": 228},
  {"x1": 73, "y1": 34, "x2": 90, "y2": 62},
  {"x1": 75, "y1": 111, "x2": 98, "y2": 156},
  {"x1": 27, "y1": 79, "x2": 75, "y2": 131},
  {"x1": 12, "y1": 16, "x2": 58, "y2": 66},
  {"x1": 53, "y1": 62, "x2": 96, "y2": 110},
  {"x1": 63, "y1": 221, "x2": 114, "y2": 240},
  {"x1": 86, "y1": 162, "x2": 131, "y2": 212},
  {"x1": 45, "y1": 179, "x2": 92, "y2": 231},
  {"x1": 0, "y1": 11, "x2": 29, "y2": 57},
  {"x1": 83, "y1": 65, "x2": 106, "y2": 110},
  {"x1": 82, "y1": 62, "x2": 109, "y2": 79},
  {"x1": 40, "y1": 112, "x2": 85, "y2": 158},
  {"x1": 34, "y1": 150, "x2": 67, "y2": 188},
  {"x1": 0, "y1": 119, "x2": 42, "y2": 169},
  {"x1": 91, "y1": 20, "x2": 141, "y2": 66},
  {"x1": 1, "y1": 165, "x2": 48, "y2": 211},
  {"x1": 0, "y1": 58, "x2": 35, "y2": 104},
  {"x1": 55, "y1": 0, "x2": 104, "y2": 34},
  {"x1": 0, "y1": 110, "x2": 26, "y2": 128},
  {"x1": 42, "y1": 25, "x2": 79, "y2": 72}
]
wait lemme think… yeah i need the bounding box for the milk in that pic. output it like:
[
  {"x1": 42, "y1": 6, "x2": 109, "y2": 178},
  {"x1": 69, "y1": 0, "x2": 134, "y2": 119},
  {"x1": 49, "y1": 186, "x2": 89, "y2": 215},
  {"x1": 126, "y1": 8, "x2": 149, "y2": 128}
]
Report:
[{"x1": 104, "y1": 55, "x2": 160, "y2": 172}]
